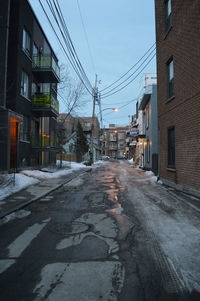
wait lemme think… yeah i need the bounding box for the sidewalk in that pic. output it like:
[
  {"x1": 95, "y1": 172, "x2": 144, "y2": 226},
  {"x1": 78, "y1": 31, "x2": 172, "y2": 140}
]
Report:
[{"x1": 0, "y1": 167, "x2": 91, "y2": 219}]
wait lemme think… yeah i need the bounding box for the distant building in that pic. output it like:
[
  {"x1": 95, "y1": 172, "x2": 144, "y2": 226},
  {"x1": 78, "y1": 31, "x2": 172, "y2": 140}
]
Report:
[
  {"x1": 103, "y1": 125, "x2": 129, "y2": 158},
  {"x1": 155, "y1": 0, "x2": 200, "y2": 196},
  {"x1": 134, "y1": 74, "x2": 158, "y2": 173},
  {"x1": 138, "y1": 84, "x2": 158, "y2": 174},
  {"x1": 58, "y1": 114, "x2": 101, "y2": 162},
  {"x1": 0, "y1": 0, "x2": 60, "y2": 171}
]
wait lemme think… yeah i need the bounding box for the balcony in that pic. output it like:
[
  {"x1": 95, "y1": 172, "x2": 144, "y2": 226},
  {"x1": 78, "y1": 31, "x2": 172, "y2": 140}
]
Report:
[
  {"x1": 32, "y1": 55, "x2": 60, "y2": 83},
  {"x1": 32, "y1": 93, "x2": 59, "y2": 117},
  {"x1": 32, "y1": 135, "x2": 58, "y2": 149}
]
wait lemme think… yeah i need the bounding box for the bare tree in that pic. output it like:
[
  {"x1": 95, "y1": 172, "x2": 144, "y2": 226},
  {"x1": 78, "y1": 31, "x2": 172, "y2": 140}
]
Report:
[{"x1": 57, "y1": 65, "x2": 88, "y2": 167}]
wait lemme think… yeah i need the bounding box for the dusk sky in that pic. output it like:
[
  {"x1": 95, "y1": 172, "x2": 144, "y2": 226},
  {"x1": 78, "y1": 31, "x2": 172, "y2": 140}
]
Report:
[{"x1": 29, "y1": 0, "x2": 156, "y2": 127}]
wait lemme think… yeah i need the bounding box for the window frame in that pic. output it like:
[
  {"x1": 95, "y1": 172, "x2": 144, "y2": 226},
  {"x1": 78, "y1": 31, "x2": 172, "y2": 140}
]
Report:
[
  {"x1": 21, "y1": 71, "x2": 30, "y2": 99},
  {"x1": 22, "y1": 28, "x2": 31, "y2": 56},
  {"x1": 168, "y1": 126, "x2": 175, "y2": 168},
  {"x1": 166, "y1": 58, "x2": 174, "y2": 100},
  {"x1": 165, "y1": 0, "x2": 172, "y2": 33},
  {"x1": 20, "y1": 116, "x2": 30, "y2": 142}
]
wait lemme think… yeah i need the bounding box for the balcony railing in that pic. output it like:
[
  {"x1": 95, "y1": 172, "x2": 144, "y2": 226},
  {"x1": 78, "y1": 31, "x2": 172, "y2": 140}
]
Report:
[
  {"x1": 32, "y1": 55, "x2": 60, "y2": 83},
  {"x1": 32, "y1": 135, "x2": 58, "y2": 148},
  {"x1": 32, "y1": 93, "x2": 59, "y2": 117}
]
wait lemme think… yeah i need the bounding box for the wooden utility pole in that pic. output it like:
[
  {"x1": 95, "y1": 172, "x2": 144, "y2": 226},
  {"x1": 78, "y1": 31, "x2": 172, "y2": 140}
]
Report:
[{"x1": 90, "y1": 74, "x2": 98, "y2": 163}]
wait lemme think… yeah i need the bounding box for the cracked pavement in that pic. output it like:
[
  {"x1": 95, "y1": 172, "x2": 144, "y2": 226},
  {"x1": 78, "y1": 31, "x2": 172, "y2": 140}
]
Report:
[{"x1": 0, "y1": 161, "x2": 200, "y2": 300}]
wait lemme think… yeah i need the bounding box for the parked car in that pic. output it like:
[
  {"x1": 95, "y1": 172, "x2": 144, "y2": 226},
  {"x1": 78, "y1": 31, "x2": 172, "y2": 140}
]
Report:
[
  {"x1": 116, "y1": 155, "x2": 126, "y2": 160},
  {"x1": 101, "y1": 155, "x2": 110, "y2": 161}
]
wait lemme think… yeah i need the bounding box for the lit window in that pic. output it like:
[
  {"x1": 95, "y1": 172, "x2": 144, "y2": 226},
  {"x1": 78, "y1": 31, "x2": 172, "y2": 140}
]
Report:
[
  {"x1": 168, "y1": 127, "x2": 175, "y2": 168},
  {"x1": 22, "y1": 28, "x2": 31, "y2": 56},
  {"x1": 167, "y1": 59, "x2": 174, "y2": 99},
  {"x1": 165, "y1": 0, "x2": 172, "y2": 32},
  {"x1": 147, "y1": 140, "x2": 150, "y2": 163},
  {"x1": 21, "y1": 71, "x2": 29, "y2": 98}
]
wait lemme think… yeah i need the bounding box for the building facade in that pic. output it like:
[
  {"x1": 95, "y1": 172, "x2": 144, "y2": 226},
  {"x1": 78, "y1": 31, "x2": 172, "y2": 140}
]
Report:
[
  {"x1": 138, "y1": 84, "x2": 158, "y2": 174},
  {"x1": 155, "y1": 0, "x2": 200, "y2": 196},
  {"x1": 58, "y1": 114, "x2": 101, "y2": 162},
  {"x1": 0, "y1": 0, "x2": 60, "y2": 171},
  {"x1": 103, "y1": 125, "x2": 129, "y2": 158}
]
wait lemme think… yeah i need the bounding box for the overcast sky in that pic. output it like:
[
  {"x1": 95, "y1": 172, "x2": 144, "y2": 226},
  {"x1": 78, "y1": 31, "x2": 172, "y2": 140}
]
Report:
[{"x1": 29, "y1": 0, "x2": 156, "y2": 127}]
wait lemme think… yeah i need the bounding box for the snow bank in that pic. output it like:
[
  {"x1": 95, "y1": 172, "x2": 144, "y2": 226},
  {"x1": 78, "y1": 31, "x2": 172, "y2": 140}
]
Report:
[
  {"x1": 93, "y1": 160, "x2": 107, "y2": 165},
  {"x1": 0, "y1": 174, "x2": 39, "y2": 201},
  {"x1": 21, "y1": 161, "x2": 89, "y2": 180},
  {"x1": 128, "y1": 158, "x2": 134, "y2": 164},
  {"x1": 145, "y1": 170, "x2": 157, "y2": 183}
]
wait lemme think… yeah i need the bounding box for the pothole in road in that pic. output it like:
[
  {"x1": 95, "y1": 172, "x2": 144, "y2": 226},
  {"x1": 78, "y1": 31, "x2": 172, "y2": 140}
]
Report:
[{"x1": 49, "y1": 222, "x2": 89, "y2": 236}]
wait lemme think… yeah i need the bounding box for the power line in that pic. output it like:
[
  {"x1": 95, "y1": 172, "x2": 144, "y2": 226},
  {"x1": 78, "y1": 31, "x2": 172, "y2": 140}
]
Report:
[
  {"x1": 100, "y1": 43, "x2": 156, "y2": 93},
  {"x1": 76, "y1": 0, "x2": 96, "y2": 74},
  {"x1": 47, "y1": 0, "x2": 93, "y2": 92},
  {"x1": 52, "y1": 0, "x2": 93, "y2": 91},
  {"x1": 101, "y1": 48, "x2": 156, "y2": 97},
  {"x1": 101, "y1": 52, "x2": 156, "y2": 99},
  {"x1": 37, "y1": 0, "x2": 93, "y2": 95}
]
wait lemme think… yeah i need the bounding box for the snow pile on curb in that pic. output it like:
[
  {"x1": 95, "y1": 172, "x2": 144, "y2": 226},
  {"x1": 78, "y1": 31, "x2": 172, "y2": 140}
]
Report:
[
  {"x1": 145, "y1": 170, "x2": 157, "y2": 183},
  {"x1": 128, "y1": 158, "x2": 134, "y2": 164},
  {"x1": 0, "y1": 174, "x2": 39, "y2": 201},
  {"x1": 21, "y1": 161, "x2": 90, "y2": 180}
]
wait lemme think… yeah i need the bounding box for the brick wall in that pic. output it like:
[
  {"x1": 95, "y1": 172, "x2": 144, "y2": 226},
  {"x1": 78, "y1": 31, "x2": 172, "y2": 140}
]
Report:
[{"x1": 155, "y1": 0, "x2": 200, "y2": 191}]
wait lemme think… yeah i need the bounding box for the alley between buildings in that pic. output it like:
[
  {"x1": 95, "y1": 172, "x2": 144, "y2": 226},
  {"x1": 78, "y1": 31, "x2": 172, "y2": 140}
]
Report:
[{"x1": 0, "y1": 161, "x2": 200, "y2": 301}]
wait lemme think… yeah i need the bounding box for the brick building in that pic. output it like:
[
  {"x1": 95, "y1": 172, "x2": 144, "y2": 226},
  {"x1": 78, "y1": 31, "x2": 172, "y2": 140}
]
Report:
[
  {"x1": 103, "y1": 125, "x2": 129, "y2": 158},
  {"x1": 0, "y1": 0, "x2": 60, "y2": 171},
  {"x1": 155, "y1": 0, "x2": 200, "y2": 196}
]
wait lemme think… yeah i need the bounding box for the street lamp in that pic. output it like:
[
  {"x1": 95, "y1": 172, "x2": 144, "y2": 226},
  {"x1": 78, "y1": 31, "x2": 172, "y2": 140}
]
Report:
[{"x1": 97, "y1": 107, "x2": 118, "y2": 116}]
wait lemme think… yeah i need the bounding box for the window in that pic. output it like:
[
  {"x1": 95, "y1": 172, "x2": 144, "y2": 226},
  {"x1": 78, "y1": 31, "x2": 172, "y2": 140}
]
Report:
[
  {"x1": 110, "y1": 133, "x2": 117, "y2": 141},
  {"x1": 118, "y1": 133, "x2": 124, "y2": 140},
  {"x1": 20, "y1": 116, "x2": 29, "y2": 142},
  {"x1": 168, "y1": 127, "x2": 175, "y2": 168},
  {"x1": 146, "y1": 105, "x2": 149, "y2": 129},
  {"x1": 165, "y1": 0, "x2": 172, "y2": 32},
  {"x1": 33, "y1": 43, "x2": 38, "y2": 57},
  {"x1": 118, "y1": 142, "x2": 124, "y2": 148},
  {"x1": 167, "y1": 59, "x2": 174, "y2": 99},
  {"x1": 22, "y1": 28, "x2": 31, "y2": 56},
  {"x1": 21, "y1": 71, "x2": 29, "y2": 98}
]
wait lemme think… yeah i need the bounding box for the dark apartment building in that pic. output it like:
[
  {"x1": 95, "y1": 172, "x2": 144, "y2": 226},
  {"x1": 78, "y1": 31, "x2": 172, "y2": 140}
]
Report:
[
  {"x1": 0, "y1": 0, "x2": 60, "y2": 171},
  {"x1": 155, "y1": 0, "x2": 200, "y2": 196}
]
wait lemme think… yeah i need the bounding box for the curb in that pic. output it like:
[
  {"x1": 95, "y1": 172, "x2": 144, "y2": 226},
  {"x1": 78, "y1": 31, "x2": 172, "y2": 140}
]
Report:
[{"x1": 0, "y1": 169, "x2": 91, "y2": 220}]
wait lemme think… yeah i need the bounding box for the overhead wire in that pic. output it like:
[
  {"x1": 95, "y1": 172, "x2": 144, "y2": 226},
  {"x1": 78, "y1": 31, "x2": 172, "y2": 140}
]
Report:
[
  {"x1": 100, "y1": 43, "x2": 156, "y2": 93},
  {"x1": 52, "y1": 0, "x2": 93, "y2": 91},
  {"x1": 76, "y1": 0, "x2": 96, "y2": 74},
  {"x1": 47, "y1": 0, "x2": 93, "y2": 92},
  {"x1": 101, "y1": 52, "x2": 156, "y2": 99},
  {"x1": 37, "y1": 0, "x2": 93, "y2": 95},
  {"x1": 100, "y1": 47, "x2": 156, "y2": 97}
]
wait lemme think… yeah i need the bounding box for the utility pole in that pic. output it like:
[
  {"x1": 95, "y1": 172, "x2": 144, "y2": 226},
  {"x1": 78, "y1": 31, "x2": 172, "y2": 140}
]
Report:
[{"x1": 90, "y1": 74, "x2": 98, "y2": 163}]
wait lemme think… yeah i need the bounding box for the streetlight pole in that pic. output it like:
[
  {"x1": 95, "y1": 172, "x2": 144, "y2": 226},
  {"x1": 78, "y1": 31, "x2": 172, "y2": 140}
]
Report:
[
  {"x1": 96, "y1": 108, "x2": 118, "y2": 156},
  {"x1": 90, "y1": 74, "x2": 98, "y2": 163}
]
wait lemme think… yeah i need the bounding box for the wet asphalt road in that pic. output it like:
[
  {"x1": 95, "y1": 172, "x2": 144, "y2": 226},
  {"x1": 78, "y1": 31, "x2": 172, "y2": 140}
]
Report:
[{"x1": 0, "y1": 161, "x2": 200, "y2": 301}]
